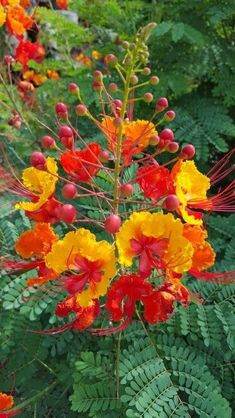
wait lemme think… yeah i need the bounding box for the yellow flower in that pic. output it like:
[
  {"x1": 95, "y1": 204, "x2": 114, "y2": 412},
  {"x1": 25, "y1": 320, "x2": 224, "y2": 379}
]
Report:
[
  {"x1": 45, "y1": 228, "x2": 116, "y2": 307},
  {"x1": 0, "y1": 5, "x2": 6, "y2": 26},
  {"x1": 15, "y1": 157, "x2": 58, "y2": 212},
  {"x1": 116, "y1": 211, "x2": 194, "y2": 275},
  {"x1": 172, "y1": 160, "x2": 210, "y2": 225}
]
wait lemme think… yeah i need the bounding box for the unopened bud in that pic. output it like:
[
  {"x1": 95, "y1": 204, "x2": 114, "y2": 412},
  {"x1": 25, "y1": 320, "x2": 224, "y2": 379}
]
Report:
[
  {"x1": 156, "y1": 97, "x2": 168, "y2": 112},
  {"x1": 164, "y1": 194, "x2": 180, "y2": 211},
  {"x1": 167, "y1": 142, "x2": 179, "y2": 153},
  {"x1": 30, "y1": 151, "x2": 46, "y2": 170},
  {"x1": 109, "y1": 82, "x2": 118, "y2": 93},
  {"x1": 181, "y1": 144, "x2": 195, "y2": 159},
  {"x1": 130, "y1": 74, "x2": 139, "y2": 85},
  {"x1": 93, "y1": 70, "x2": 103, "y2": 81},
  {"x1": 159, "y1": 128, "x2": 174, "y2": 142},
  {"x1": 122, "y1": 41, "x2": 130, "y2": 49},
  {"x1": 104, "y1": 54, "x2": 118, "y2": 66},
  {"x1": 41, "y1": 135, "x2": 55, "y2": 149},
  {"x1": 68, "y1": 83, "x2": 79, "y2": 94},
  {"x1": 150, "y1": 76, "x2": 159, "y2": 86},
  {"x1": 149, "y1": 134, "x2": 160, "y2": 146},
  {"x1": 165, "y1": 110, "x2": 176, "y2": 122},
  {"x1": 55, "y1": 102, "x2": 68, "y2": 119},
  {"x1": 144, "y1": 92, "x2": 153, "y2": 103},
  {"x1": 142, "y1": 67, "x2": 151, "y2": 76},
  {"x1": 76, "y1": 104, "x2": 87, "y2": 116}
]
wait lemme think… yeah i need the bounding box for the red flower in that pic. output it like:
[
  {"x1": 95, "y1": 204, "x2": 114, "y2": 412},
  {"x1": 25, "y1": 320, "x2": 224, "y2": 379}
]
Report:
[
  {"x1": 25, "y1": 196, "x2": 62, "y2": 224},
  {"x1": 137, "y1": 165, "x2": 173, "y2": 201},
  {"x1": 56, "y1": 297, "x2": 100, "y2": 331},
  {"x1": 60, "y1": 143, "x2": 101, "y2": 182},
  {"x1": 15, "y1": 40, "x2": 45, "y2": 69},
  {"x1": 106, "y1": 274, "x2": 153, "y2": 322},
  {"x1": 56, "y1": 0, "x2": 68, "y2": 9},
  {"x1": 143, "y1": 281, "x2": 190, "y2": 324}
]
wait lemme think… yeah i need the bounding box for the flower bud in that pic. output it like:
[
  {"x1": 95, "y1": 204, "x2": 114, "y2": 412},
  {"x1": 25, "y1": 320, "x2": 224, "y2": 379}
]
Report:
[
  {"x1": 165, "y1": 110, "x2": 176, "y2": 122},
  {"x1": 122, "y1": 41, "x2": 130, "y2": 49},
  {"x1": 159, "y1": 128, "x2": 174, "y2": 142},
  {"x1": 113, "y1": 117, "x2": 123, "y2": 128},
  {"x1": 59, "y1": 204, "x2": 77, "y2": 224},
  {"x1": 120, "y1": 183, "x2": 133, "y2": 197},
  {"x1": 4, "y1": 55, "x2": 15, "y2": 65},
  {"x1": 150, "y1": 76, "x2": 159, "y2": 86},
  {"x1": 130, "y1": 74, "x2": 138, "y2": 85},
  {"x1": 55, "y1": 102, "x2": 68, "y2": 119},
  {"x1": 62, "y1": 183, "x2": 77, "y2": 200},
  {"x1": 68, "y1": 83, "x2": 79, "y2": 94},
  {"x1": 104, "y1": 214, "x2": 121, "y2": 234},
  {"x1": 167, "y1": 141, "x2": 179, "y2": 153},
  {"x1": 109, "y1": 82, "x2": 118, "y2": 93},
  {"x1": 92, "y1": 80, "x2": 103, "y2": 92},
  {"x1": 164, "y1": 194, "x2": 180, "y2": 211},
  {"x1": 104, "y1": 54, "x2": 118, "y2": 66},
  {"x1": 181, "y1": 144, "x2": 195, "y2": 159},
  {"x1": 30, "y1": 151, "x2": 46, "y2": 170},
  {"x1": 93, "y1": 70, "x2": 103, "y2": 81},
  {"x1": 41, "y1": 135, "x2": 55, "y2": 150},
  {"x1": 156, "y1": 97, "x2": 168, "y2": 112},
  {"x1": 144, "y1": 92, "x2": 153, "y2": 103},
  {"x1": 142, "y1": 67, "x2": 151, "y2": 76},
  {"x1": 76, "y1": 104, "x2": 87, "y2": 116},
  {"x1": 149, "y1": 134, "x2": 160, "y2": 146},
  {"x1": 59, "y1": 125, "x2": 74, "y2": 149},
  {"x1": 99, "y1": 150, "x2": 110, "y2": 163}
]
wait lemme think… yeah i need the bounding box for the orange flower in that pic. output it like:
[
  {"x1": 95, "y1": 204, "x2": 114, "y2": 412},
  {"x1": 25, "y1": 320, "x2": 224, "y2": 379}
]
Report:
[
  {"x1": 0, "y1": 392, "x2": 14, "y2": 411},
  {"x1": 56, "y1": 0, "x2": 68, "y2": 9},
  {"x1": 15, "y1": 223, "x2": 58, "y2": 259},
  {"x1": 47, "y1": 70, "x2": 60, "y2": 80},
  {"x1": 183, "y1": 224, "x2": 215, "y2": 271},
  {"x1": 6, "y1": 5, "x2": 33, "y2": 36},
  {"x1": 55, "y1": 297, "x2": 100, "y2": 331},
  {"x1": 101, "y1": 117, "x2": 157, "y2": 164},
  {"x1": 20, "y1": 0, "x2": 30, "y2": 7}
]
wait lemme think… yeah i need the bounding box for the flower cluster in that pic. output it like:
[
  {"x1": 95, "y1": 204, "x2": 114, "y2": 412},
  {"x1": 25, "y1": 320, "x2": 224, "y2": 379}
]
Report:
[{"x1": 1, "y1": 23, "x2": 234, "y2": 335}]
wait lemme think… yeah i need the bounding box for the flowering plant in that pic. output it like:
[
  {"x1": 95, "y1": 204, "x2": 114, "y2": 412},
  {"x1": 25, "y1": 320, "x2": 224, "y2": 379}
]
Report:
[{"x1": 1, "y1": 22, "x2": 234, "y2": 340}]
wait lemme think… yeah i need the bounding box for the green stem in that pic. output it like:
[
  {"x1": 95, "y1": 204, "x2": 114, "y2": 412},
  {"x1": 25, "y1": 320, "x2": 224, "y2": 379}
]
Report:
[
  {"x1": 7, "y1": 381, "x2": 58, "y2": 413},
  {"x1": 113, "y1": 62, "x2": 134, "y2": 213},
  {"x1": 116, "y1": 331, "x2": 122, "y2": 399}
]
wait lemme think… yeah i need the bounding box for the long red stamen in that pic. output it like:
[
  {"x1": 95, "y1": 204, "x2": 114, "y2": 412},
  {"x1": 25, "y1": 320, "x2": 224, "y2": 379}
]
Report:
[
  {"x1": 190, "y1": 269, "x2": 235, "y2": 283},
  {"x1": 26, "y1": 320, "x2": 76, "y2": 335},
  {"x1": 91, "y1": 318, "x2": 131, "y2": 336}
]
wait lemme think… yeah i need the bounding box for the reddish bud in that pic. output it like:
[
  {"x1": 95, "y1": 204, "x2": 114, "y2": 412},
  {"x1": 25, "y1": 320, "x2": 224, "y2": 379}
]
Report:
[
  {"x1": 55, "y1": 102, "x2": 68, "y2": 119},
  {"x1": 181, "y1": 144, "x2": 196, "y2": 159},
  {"x1": 130, "y1": 74, "x2": 138, "y2": 85},
  {"x1": 167, "y1": 141, "x2": 179, "y2": 153},
  {"x1": 150, "y1": 76, "x2": 159, "y2": 85},
  {"x1": 113, "y1": 117, "x2": 123, "y2": 127},
  {"x1": 156, "y1": 97, "x2": 168, "y2": 112},
  {"x1": 164, "y1": 194, "x2": 180, "y2": 211},
  {"x1": 4, "y1": 55, "x2": 15, "y2": 65},
  {"x1": 120, "y1": 183, "x2": 133, "y2": 197},
  {"x1": 59, "y1": 125, "x2": 74, "y2": 149},
  {"x1": 99, "y1": 150, "x2": 110, "y2": 163},
  {"x1": 158, "y1": 139, "x2": 166, "y2": 150},
  {"x1": 149, "y1": 134, "x2": 160, "y2": 146},
  {"x1": 93, "y1": 70, "x2": 103, "y2": 80},
  {"x1": 165, "y1": 110, "x2": 176, "y2": 121},
  {"x1": 142, "y1": 67, "x2": 151, "y2": 76},
  {"x1": 144, "y1": 92, "x2": 153, "y2": 103},
  {"x1": 41, "y1": 135, "x2": 55, "y2": 149},
  {"x1": 104, "y1": 214, "x2": 121, "y2": 234},
  {"x1": 109, "y1": 82, "x2": 118, "y2": 93},
  {"x1": 62, "y1": 183, "x2": 77, "y2": 199},
  {"x1": 93, "y1": 80, "x2": 103, "y2": 92},
  {"x1": 59, "y1": 204, "x2": 77, "y2": 224},
  {"x1": 30, "y1": 151, "x2": 46, "y2": 170},
  {"x1": 159, "y1": 128, "x2": 174, "y2": 142},
  {"x1": 113, "y1": 99, "x2": 123, "y2": 110},
  {"x1": 68, "y1": 83, "x2": 79, "y2": 94},
  {"x1": 104, "y1": 54, "x2": 118, "y2": 66},
  {"x1": 76, "y1": 104, "x2": 87, "y2": 116}
]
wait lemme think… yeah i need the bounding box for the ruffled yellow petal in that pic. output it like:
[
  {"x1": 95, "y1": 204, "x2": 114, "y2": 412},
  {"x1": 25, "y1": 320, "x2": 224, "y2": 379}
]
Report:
[
  {"x1": 0, "y1": 5, "x2": 6, "y2": 26},
  {"x1": 15, "y1": 157, "x2": 58, "y2": 212},
  {"x1": 45, "y1": 228, "x2": 116, "y2": 307},
  {"x1": 173, "y1": 160, "x2": 210, "y2": 225},
  {"x1": 116, "y1": 211, "x2": 194, "y2": 273}
]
